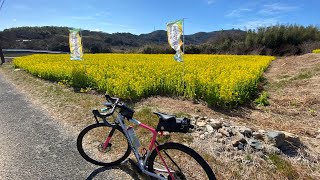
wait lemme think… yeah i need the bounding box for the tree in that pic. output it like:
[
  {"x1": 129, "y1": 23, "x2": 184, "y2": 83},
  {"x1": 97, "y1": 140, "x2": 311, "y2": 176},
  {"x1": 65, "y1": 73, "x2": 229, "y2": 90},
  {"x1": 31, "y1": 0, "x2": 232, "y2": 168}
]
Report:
[{"x1": 0, "y1": 36, "x2": 5, "y2": 64}]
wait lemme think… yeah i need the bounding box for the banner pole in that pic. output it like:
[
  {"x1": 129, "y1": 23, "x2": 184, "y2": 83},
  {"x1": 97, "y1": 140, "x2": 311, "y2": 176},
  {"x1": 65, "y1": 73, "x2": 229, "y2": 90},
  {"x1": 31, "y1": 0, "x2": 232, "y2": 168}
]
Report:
[
  {"x1": 183, "y1": 18, "x2": 185, "y2": 54},
  {"x1": 182, "y1": 19, "x2": 185, "y2": 91},
  {"x1": 80, "y1": 28, "x2": 84, "y2": 61}
]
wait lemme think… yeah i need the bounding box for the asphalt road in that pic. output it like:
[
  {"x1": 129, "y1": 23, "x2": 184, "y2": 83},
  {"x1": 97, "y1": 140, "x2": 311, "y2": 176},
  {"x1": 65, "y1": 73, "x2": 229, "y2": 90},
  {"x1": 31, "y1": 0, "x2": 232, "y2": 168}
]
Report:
[{"x1": 0, "y1": 71, "x2": 141, "y2": 179}]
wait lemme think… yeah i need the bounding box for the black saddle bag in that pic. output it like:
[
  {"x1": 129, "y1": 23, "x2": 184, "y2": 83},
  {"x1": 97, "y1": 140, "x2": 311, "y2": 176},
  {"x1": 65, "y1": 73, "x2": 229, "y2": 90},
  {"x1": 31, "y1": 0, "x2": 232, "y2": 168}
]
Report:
[{"x1": 156, "y1": 117, "x2": 193, "y2": 133}]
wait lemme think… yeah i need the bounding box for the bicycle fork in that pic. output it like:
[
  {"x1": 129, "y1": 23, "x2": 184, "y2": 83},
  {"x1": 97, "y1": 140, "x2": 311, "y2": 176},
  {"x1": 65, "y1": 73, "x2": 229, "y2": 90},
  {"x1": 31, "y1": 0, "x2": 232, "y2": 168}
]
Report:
[{"x1": 102, "y1": 127, "x2": 116, "y2": 149}]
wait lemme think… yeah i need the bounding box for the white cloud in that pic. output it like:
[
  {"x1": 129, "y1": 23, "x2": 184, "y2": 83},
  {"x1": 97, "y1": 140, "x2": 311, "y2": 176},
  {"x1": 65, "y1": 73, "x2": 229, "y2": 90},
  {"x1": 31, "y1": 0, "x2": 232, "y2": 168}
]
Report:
[
  {"x1": 69, "y1": 16, "x2": 96, "y2": 20},
  {"x1": 12, "y1": 4, "x2": 31, "y2": 10},
  {"x1": 207, "y1": 0, "x2": 214, "y2": 5},
  {"x1": 226, "y1": 8, "x2": 251, "y2": 18},
  {"x1": 13, "y1": 18, "x2": 17, "y2": 22},
  {"x1": 259, "y1": 3, "x2": 298, "y2": 16},
  {"x1": 227, "y1": 18, "x2": 279, "y2": 30},
  {"x1": 94, "y1": 12, "x2": 110, "y2": 17}
]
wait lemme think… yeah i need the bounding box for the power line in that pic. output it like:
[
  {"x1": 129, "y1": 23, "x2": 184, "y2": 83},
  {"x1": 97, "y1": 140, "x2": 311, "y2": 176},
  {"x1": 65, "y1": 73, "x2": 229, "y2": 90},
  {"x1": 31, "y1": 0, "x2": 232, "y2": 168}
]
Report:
[{"x1": 0, "y1": 0, "x2": 6, "y2": 12}]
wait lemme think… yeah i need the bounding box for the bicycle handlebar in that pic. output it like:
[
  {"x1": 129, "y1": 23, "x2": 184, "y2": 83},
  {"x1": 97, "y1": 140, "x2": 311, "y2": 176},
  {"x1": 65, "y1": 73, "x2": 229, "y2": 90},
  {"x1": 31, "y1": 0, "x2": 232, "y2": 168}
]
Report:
[
  {"x1": 105, "y1": 94, "x2": 118, "y2": 104},
  {"x1": 92, "y1": 94, "x2": 135, "y2": 125},
  {"x1": 92, "y1": 94, "x2": 119, "y2": 122}
]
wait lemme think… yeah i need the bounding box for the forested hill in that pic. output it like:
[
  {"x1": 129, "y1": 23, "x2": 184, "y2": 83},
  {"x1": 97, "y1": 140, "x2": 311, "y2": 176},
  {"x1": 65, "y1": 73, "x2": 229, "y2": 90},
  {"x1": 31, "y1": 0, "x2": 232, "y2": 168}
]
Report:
[
  {"x1": 0, "y1": 26, "x2": 244, "y2": 53},
  {"x1": 1, "y1": 25, "x2": 320, "y2": 56}
]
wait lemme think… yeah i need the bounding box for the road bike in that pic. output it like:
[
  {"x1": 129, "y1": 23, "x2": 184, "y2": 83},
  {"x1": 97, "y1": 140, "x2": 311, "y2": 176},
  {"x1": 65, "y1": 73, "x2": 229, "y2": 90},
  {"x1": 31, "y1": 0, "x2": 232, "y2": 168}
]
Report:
[{"x1": 77, "y1": 95, "x2": 216, "y2": 180}]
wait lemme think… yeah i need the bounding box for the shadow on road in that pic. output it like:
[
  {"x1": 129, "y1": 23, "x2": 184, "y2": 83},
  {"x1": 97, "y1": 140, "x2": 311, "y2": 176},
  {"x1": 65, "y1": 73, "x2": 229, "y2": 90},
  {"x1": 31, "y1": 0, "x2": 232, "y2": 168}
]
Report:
[{"x1": 86, "y1": 162, "x2": 150, "y2": 180}]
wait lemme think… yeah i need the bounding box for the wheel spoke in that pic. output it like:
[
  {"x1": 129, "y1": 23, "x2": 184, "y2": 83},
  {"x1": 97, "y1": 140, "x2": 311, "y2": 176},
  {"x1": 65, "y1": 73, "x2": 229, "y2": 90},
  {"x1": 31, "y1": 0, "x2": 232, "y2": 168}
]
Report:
[
  {"x1": 148, "y1": 142, "x2": 216, "y2": 180},
  {"x1": 77, "y1": 123, "x2": 131, "y2": 166}
]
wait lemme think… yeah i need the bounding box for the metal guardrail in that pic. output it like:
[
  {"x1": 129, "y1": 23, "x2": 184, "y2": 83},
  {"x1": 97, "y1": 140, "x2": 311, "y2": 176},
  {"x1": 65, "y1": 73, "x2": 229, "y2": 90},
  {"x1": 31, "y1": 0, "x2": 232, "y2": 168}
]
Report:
[{"x1": 1, "y1": 49, "x2": 68, "y2": 63}]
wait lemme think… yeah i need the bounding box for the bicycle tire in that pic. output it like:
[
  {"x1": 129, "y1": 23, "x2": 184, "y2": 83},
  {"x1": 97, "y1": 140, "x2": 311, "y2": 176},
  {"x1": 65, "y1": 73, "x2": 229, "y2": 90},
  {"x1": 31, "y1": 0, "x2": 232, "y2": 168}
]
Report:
[
  {"x1": 147, "y1": 142, "x2": 216, "y2": 180},
  {"x1": 77, "y1": 123, "x2": 131, "y2": 166}
]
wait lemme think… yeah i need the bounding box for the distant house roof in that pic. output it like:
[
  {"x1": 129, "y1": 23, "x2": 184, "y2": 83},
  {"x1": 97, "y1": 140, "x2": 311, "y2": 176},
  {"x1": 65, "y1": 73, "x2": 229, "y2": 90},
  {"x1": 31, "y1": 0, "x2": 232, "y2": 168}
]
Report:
[{"x1": 3, "y1": 49, "x2": 66, "y2": 54}]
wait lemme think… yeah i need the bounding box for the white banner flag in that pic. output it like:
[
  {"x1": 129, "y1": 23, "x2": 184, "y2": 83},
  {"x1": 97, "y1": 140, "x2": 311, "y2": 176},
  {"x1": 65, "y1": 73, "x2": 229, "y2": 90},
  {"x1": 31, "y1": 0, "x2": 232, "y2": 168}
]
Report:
[{"x1": 166, "y1": 20, "x2": 183, "y2": 62}]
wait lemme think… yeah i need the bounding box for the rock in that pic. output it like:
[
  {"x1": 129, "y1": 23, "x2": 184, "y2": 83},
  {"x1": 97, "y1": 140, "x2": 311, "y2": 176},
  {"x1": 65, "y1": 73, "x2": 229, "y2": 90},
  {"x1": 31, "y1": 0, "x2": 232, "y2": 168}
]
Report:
[
  {"x1": 218, "y1": 127, "x2": 232, "y2": 137},
  {"x1": 237, "y1": 126, "x2": 252, "y2": 137},
  {"x1": 248, "y1": 139, "x2": 263, "y2": 150},
  {"x1": 208, "y1": 119, "x2": 222, "y2": 129},
  {"x1": 222, "y1": 122, "x2": 231, "y2": 127},
  {"x1": 204, "y1": 132, "x2": 209, "y2": 136},
  {"x1": 252, "y1": 132, "x2": 264, "y2": 140},
  {"x1": 237, "y1": 143, "x2": 245, "y2": 150},
  {"x1": 200, "y1": 116, "x2": 207, "y2": 120},
  {"x1": 163, "y1": 131, "x2": 170, "y2": 136},
  {"x1": 200, "y1": 134, "x2": 205, "y2": 140},
  {"x1": 264, "y1": 145, "x2": 281, "y2": 154},
  {"x1": 232, "y1": 137, "x2": 247, "y2": 147},
  {"x1": 266, "y1": 131, "x2": 285, "y2": 147},
  {"x1": 282, "y1": 131, "x2": 300, "y2": 146},
  {"x1": 194, "y1": 115, "x2": 200, "y2": 120},
  {"x1": 232, "y1": 140, "x2": 239, "y2": 147},
  {"x1": 258, "y1": 130, "x2": 266, "y2": 135},
  {"x1": 196, "y1": 121, "x2": 206, "y2": 127},
  {"x1": 215, "y1": 132, "x2": 223, "y2": 139},
  {"x1": 316, "y1": 134, "x2": 320, "y2": 139},
  {"x1": 206, "y1": 125, "x2": 214, "y2": 133},
  {"x1": 191, "y1": 118, "x2": 197, "y2": 123}
]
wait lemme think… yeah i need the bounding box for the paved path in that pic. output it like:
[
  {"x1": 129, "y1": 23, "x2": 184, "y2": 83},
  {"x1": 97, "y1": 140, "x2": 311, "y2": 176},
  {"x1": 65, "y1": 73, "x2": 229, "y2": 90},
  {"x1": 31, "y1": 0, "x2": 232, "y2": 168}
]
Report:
[{"x1": 0, "y1": 73, "x2": 140, "y2": 179}]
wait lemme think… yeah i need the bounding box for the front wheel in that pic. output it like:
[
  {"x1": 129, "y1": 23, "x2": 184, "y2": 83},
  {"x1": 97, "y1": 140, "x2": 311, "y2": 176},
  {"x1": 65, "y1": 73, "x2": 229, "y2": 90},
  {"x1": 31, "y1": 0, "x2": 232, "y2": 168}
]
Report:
[
  {"x1": 147, "y1": 142, "x2": 216, "y2": 180},
  {"x1": 77, "y1": 123, "x2": 131, "y2": 166}
]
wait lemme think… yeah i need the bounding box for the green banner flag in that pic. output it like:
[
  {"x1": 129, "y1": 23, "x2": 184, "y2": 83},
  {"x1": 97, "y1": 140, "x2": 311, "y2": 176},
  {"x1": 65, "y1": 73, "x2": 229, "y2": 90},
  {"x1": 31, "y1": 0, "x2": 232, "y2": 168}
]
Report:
[
  {"x1": 166, "y1": 20, "x2": 183, "y2": 62},
  {"x1": 69, "y1": 29, "x2": 83, "y2": 60}
]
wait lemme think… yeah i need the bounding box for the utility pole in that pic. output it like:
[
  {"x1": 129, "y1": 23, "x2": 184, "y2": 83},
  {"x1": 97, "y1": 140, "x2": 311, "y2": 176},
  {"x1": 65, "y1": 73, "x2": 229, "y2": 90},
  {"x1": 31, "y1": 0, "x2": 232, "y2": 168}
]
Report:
[
  {"x1": 0, "y1": 43, "x2": 4, "y2": 65},
  {"x1": 0, "y1": 0, "x2": 6, "y2": 65}
]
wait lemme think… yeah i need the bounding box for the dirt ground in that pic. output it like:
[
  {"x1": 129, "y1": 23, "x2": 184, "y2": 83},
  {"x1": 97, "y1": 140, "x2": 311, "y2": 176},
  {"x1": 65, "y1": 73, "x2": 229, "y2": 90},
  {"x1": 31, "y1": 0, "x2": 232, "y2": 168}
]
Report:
[{"x1": 136, "y1": 53, "x2": 320, "y2": 138}]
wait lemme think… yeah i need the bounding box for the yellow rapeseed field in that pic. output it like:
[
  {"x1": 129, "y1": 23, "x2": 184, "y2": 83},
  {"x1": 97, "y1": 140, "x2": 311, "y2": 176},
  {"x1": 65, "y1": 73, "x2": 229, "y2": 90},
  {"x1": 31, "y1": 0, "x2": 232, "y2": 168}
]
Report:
[
  {"x1": 14, "y1": 54, "x2": 275, "y2": 107},
  {"x1": 312, "y1": 49, "x2": 320, "y2": 53}
]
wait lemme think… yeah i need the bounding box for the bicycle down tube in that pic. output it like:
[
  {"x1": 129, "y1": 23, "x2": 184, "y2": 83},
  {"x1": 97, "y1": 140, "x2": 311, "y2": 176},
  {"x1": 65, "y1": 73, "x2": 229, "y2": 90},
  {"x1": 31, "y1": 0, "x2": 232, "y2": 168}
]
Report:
[{"x1": 113, "y1": 114, "x2": 174, "y2": 180}]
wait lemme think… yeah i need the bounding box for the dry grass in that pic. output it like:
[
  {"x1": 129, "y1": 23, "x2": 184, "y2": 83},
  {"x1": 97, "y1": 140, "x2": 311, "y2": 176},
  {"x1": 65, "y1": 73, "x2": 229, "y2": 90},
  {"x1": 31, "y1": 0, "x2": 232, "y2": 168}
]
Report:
[{"x1": 1, "y1": 54, "x2": 320, "y2": 179}]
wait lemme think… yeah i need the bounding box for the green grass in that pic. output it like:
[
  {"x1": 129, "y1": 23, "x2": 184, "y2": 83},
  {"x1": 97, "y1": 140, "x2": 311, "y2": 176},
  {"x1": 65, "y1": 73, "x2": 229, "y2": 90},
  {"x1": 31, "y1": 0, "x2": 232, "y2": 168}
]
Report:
[
  {"x1": 291, "y1": 71, "x2": 313, "y2": 81},
  {"x1": 254, "y1": 91, "x2": 270, "y2": 106},
  {"x1": 267, "y1": 68, "x2": 317, "y2": 91},
  {"x1": 268, "y1": 154, "x2": 299, "y2": 179}
]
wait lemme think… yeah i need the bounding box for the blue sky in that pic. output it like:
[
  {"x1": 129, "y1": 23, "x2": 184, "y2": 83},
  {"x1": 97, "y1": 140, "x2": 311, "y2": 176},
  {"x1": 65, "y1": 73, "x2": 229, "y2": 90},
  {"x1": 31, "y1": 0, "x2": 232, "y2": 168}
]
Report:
[{"x1": 0, "y1": 0, "x2": 319, "y2": 35}]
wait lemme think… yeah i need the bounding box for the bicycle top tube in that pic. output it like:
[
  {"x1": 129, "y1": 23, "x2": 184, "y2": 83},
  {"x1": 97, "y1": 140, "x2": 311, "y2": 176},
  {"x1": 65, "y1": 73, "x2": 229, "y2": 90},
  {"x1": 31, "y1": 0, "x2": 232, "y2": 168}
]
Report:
[{"x1": 128, "y1": 118, "x2": 158, "y2": 151}]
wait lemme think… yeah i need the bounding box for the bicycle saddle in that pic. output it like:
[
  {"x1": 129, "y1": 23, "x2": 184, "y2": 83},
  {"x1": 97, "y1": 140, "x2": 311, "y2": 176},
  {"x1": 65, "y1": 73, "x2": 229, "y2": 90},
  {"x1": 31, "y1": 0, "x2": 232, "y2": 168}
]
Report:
[{"x1": 153, "y1": 112, "x2": 176, "y2": 121}]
